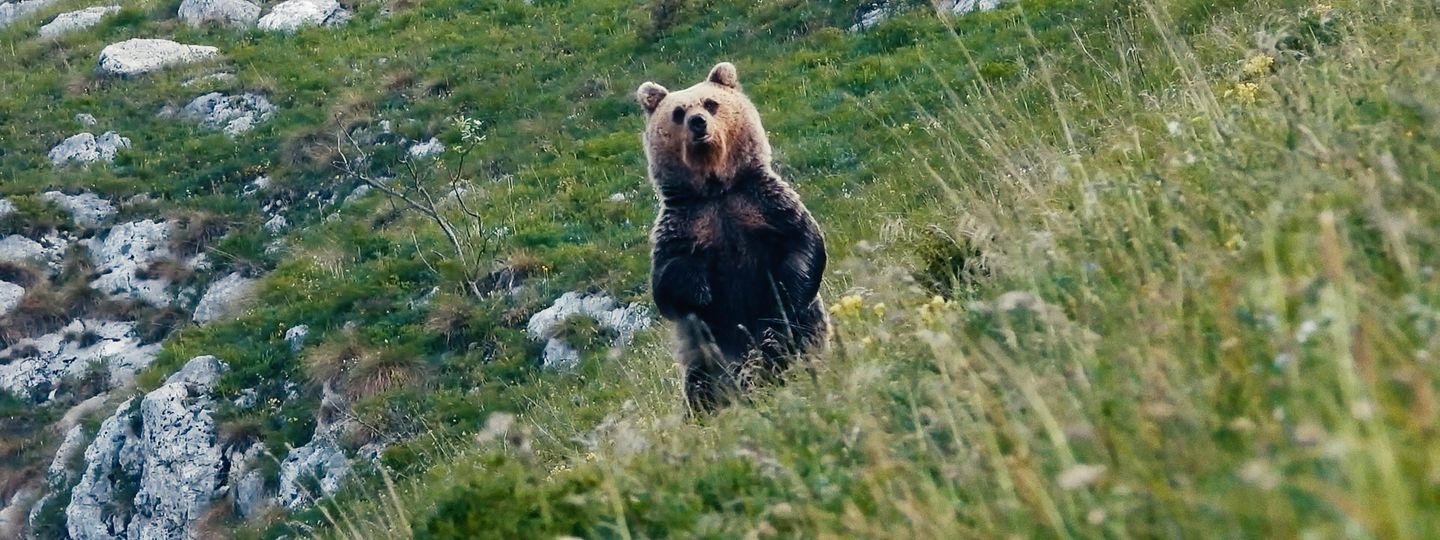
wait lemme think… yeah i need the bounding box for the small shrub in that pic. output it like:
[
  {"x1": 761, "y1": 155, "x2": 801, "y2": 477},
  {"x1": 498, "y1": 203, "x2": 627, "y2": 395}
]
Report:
[
  {"x1": 168, "y1": 210, "x2": 230, "y2": 257},
  {"x1": 910, "y1": 225, "x2": 988, "y2": 297}
]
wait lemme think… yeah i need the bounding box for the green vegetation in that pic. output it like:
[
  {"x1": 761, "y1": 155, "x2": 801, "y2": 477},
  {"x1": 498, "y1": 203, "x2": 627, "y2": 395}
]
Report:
[{"x1": 2, "y1": 0, "x2": 1438, "y2": 536}]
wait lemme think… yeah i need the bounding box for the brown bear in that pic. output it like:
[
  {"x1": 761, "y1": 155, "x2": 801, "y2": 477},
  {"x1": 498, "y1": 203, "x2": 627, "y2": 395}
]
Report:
[{"x1": 635, "y1": 62, "x2": 828, "y2": 413}]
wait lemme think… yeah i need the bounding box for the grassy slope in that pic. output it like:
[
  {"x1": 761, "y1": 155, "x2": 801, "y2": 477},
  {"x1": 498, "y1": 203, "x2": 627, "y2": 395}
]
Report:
[{"x1": 1, "y1": 0, "x2": 1438, "y2": 537}]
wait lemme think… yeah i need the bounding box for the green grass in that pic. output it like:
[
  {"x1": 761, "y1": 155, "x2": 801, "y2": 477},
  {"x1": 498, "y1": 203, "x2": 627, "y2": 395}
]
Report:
[{"x1": 2, "y1": 0, "x2": 1438, "y2": 537}]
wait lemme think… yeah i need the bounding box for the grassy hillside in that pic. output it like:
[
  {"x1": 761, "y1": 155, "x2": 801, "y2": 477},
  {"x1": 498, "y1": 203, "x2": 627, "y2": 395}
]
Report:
[{"x1": 3, "y1": 0, "x2": 1438, "y2": 537}]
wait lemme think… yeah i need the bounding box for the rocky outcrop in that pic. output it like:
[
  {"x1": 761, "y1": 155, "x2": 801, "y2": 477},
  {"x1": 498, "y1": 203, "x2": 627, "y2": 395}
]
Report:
[
  {"x1": 192, "y1": 272, "x2": 257, "y2": 323},
  {"x1": 276, "y1": 424, "x2": 350, "y2": 510},
  {"x1": 0, "y1": 280, "x2": 22, "y2": 316},
  {"x1": 0, "y1": 320, "x2": 161, "y2": 402},
  {"x1": 174, "y1": 92, "x2": 276, "y2": 136},
  {"x1": 97, "y1": 39, "x2": 219, "y2": 77},
  {"x1": 48, "y1": 132, "x2": 131, "y2": 167},
  {"x1": 407, "y1": 137, "x2": 445, "y2": 159},
  {"x1": 39, "y1": 5, "x2": 120, "y2": 38},
  {"x1": 0, "y1": 233, "x2": 69, "y2": 270},
  {"x1": 850, "y1": 0, "x2": 1001, "y2": 31},
  {"x1": 178, "y1": 0, "x2": 259, "y2": 27},
  {"x1": 42, "y1": 191, "x2": 117, "y2": 228},
  {"x1": 87, "y1": 220, "x2": 173, "y2": 306},
  {"x1": 0, "y1": 0, "x2": 60, "y2": 28},
  {"x1": 526, "y1": 292, "x2": 651, "y2": 368},
  {"x1": 66, "y1": 356, "x2": 229, "y2": 540},
  {"x1": 257, "y1": 0, "x2": 349, "y2": 32}
]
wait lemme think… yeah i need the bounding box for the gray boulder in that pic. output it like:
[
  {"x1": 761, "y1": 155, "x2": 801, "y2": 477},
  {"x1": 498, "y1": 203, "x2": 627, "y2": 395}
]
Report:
[
  {"x1": 0, "y1": 198, "x2": 13, "y2": 217},
  {"x1": 0, "y1": 0, "x2": 60, "y2": 28},
  {"x1": 176, "y1": 92, "x2": 276, "y2": 136},
  {"x1": 39, "y1": 6, "x2": 120, "y2": 38},
  {"x1": 48, "y1": 132, "x2": 130, "y2": 167},
  {"x1": 97, "y1": 39, "x2": 219, "y2": 77},
  {"x1": 66, "y1": 356, "x2": 228, "y2": 540},
  {"x1": 42, "y1": 191, "x2": 117, "y2": 227},
  {"x1": 257, "y1": 0, "x2": 349, "y2": 32},
  {"x1": 178, "y1": 0, "x2": 259, "y2": 27},
  {"x1": 407, "y1": 137, "x2": 445, "y2": 159},
  {"x1": 525, "y1": 292, "x2": 651, "y2": 369},
  {"x1": 87, "y1": 220, "x2": 173, "y2": 306},
  {"x1": 192, "y1": 272, "x2": 257, "y2": 323},
  {"x1": 0, "y1": 320, "x2": 162, "y2": 402}
]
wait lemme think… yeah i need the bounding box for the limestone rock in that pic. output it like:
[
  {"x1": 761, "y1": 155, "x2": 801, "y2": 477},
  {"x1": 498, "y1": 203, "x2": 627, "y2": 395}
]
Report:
[
  {"x1": 0, "y1": 320, "x2": 162, "y2": 402},
  {"x1": 48, "y1": 132, "x2": 130, "y2": 167},
  {"x1": 39, "y1": 5, "x2": 120, "y2": 37},
  {"x1": 66, "y1": 356, "x2": 229, "y2": 540},
  {"x1": 0, "y1": 0, "x2": 60, "y2": 28},
  {"x1": 526, "y1": 292, "x2": 651, "y2": 368},
  {"x1": 257, "y1": 0, "x2": 349, "y2": 32},
  {"x1": 87, "y1": 220, "x2": 174, "y2": 306},
  {"x1": 42, "y1": 191, "x2": 117, "y2": 227},
  {"x1": 192, "y1": 273, "x2": 257, "y2": 323},
  {"x1": 178, "y1": 0, "x2": 259, "y2": 27},
  {"x1": 97, "y1": 39, "x2": 219, "y2": 77},
  {"x1": 176, "y1": 92, "x2": 276, "y2": 136}
]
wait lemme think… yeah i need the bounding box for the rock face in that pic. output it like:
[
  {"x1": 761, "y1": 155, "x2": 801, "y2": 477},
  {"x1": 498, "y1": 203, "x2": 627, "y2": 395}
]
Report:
[
  {"x1": 526, "y1": 292, "x2": 651, "y2": 368},
  {"x1": 87, "y1": 220, "x2": 174, "y2": 306},
  {"x1": 0, "y1": 233, "x2": 68, "y2": 270},
  {"x1": 177, "y1": 92, "x2": 276, "y2": 136},
  {"x1": 276, "y1": 425, "x2": 350, "y2": 510},
  {"x1": 48, "y1": 132, "x2": 131, "y2": 167},
  {"x1": 192, "y1": 272, "x2": 257, "y2": 323},
  {"x1": 257, "y1": 0, "x2": 349, "y2": 32},
  {"x1": 39, "y1": 6, "x2": 120, "y2": 38},
  {"x1": 0, "y1": 0, "x2": 60, "y2": 28},
  {"x1": 0, "y1": 320, "x2": 162, "y2": 402},
  {"x1": 66, "y1": 356, "x2": 229, "y2": 540},
  {"x1": 43, "y1": 191, "x2": 117, "y2": 228},
  {"x1": 0, "y1": 280, "x2": 22, "y2": 316},
  {"x1": 178, "y1": 0, "x2": 259, "y2": 27},
  {"x1": 97, "y1": 39, "x2": 219, "y2": 77}
]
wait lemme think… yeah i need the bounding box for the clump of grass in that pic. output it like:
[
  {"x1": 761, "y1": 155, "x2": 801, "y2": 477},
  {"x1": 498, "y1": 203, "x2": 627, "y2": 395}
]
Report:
[{"x1": 168, "y1": 209, "x2": 231, "y2": 258}]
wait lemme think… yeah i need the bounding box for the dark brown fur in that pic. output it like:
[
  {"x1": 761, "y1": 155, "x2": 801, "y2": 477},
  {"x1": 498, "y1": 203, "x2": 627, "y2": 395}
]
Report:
[{"x1": 637, "y1": 63, "x2": 828, "y2": 413}]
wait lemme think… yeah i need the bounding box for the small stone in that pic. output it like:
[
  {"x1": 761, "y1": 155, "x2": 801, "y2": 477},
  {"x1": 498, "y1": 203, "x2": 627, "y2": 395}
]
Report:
[
  {"x1": 176, "y1": 92, "x2": 276, "y2": 136},
  {"x1": 74, "y1": 113, "x2": 98, "y2": 126}
]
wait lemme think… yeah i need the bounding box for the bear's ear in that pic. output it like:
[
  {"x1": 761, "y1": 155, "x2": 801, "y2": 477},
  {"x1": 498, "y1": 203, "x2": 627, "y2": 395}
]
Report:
[
  {"x1": 707, "y1": 62, "x2": 739, "y2": 88},
  {"x1": 636, "y1": 82, "x2": 669, "y2": 114}
]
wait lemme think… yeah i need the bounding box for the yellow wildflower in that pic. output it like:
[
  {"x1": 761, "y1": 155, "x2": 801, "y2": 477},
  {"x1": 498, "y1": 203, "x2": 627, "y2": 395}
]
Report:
[
  {"x1": 1242, "y1": 54, "x2": 1274, "y2": 78},
  {"x1": 828, "y1": 294, "x2": 865, "y2": 317},
  {"x1": 871, "y1": 303, "x2": 886, "y2": 317},
  {"x1": 859, "y1": 336, "x2": 874, "y2": 347},
  {"x1": 1226, "y1": 82, "x2": 1261, "y2": 104}
]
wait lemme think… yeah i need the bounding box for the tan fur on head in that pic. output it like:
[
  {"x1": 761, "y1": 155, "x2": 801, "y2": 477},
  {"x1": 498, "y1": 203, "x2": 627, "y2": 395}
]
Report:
[{"x1": 636, "y1": 62, "x2": 772, "y2": 191}]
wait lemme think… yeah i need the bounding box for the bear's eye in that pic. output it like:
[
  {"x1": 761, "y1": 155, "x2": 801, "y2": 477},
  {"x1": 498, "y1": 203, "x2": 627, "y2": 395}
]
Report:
[
  {"x1": 671, "y1": 107, "x2": 685, "y2": 124},
  {"x1": 703, "y1": 99, "x2": 719, "y2": 114}
]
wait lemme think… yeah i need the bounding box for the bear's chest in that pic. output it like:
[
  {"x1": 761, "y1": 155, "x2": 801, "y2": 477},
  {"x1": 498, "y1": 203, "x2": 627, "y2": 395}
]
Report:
[{"x1": 690, "y1": 195, "x2": 775, "y2": 253}]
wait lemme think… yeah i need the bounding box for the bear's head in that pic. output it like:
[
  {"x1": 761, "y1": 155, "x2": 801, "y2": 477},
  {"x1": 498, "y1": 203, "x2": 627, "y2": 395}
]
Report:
[{"x1": 636, "y1": 62, "x2": 772, "y2": 196}]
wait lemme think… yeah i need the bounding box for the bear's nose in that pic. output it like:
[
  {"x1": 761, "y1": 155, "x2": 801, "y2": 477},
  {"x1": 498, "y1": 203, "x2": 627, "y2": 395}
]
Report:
[{"x1": 687, "y1": 115, "x2": 708, "y2": 135}]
